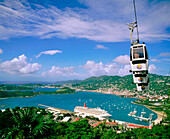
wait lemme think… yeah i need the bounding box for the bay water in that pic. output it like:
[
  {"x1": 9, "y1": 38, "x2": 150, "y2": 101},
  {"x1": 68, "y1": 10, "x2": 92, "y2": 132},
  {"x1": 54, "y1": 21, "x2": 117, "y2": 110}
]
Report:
[{"x1": 0, "y1": 87, "x2": 157, "y2": 126}]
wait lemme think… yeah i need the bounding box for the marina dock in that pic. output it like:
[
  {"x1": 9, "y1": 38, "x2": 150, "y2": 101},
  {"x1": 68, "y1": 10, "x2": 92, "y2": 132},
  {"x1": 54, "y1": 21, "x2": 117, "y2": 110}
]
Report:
[{"x1": 38, "y1": 104, "x2": 75, "y2": 114}]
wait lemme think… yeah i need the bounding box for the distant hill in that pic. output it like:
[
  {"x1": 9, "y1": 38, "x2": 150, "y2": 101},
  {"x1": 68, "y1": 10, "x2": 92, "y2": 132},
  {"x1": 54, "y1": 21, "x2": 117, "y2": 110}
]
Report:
[
  {"x1": 0, "y1": 81, "x2": 53, "y2": 85},
  {"x1": 54, "y1": 80, "x2": 82, "y2": 85},
  {"x1": 72, "y1": 74, "x2": 170, "y2": 94}
]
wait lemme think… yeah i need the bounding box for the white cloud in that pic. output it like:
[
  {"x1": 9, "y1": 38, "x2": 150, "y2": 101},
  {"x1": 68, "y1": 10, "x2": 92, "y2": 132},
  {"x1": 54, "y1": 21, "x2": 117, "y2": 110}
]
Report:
[
  {"x1": 162, "y1": 58, "x2": 170, "y2": 62},
  {"x1": 159, "y1": 52, "x2": 170, "y2": 57},
  {"x1": 0, "y1": 54, "x2": 41, "y2": 74},
  {"x1": 149, "y1": 64, "x2": 157, "y2": 74},
  {"x1": 42, "y1": 66, "x2": 79, "y2": 78},
  {"x1": 113, "y1": 55, "x2": 130, "y2": 65},
  {"x1": 80, "y1": 60, "x2": 131, "y2": 77},
  {"x1": 118, "y1": 65, "x2": 131, "y2": 76},
  {"x1": 95, "y1": 45, "x2": 108, "y2": 49},
  {"x1": 36, "y1": 50, "x2": 62, "y2": 58},
  {"x1": 0, "y1": 0, "x2": 169, "y2": 42},
  {"x1": 150, "y1": 59, "x2": 160, "y2": 62},
  {"x1": 0, "y1": 48, "x2": 3, "y2": 54}
]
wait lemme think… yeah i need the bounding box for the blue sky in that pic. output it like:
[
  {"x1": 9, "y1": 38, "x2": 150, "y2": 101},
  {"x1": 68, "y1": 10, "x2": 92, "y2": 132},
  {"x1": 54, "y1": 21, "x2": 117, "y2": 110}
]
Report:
[{"x1": 0, "y1": 0, "x2": 169, "y2": 81}]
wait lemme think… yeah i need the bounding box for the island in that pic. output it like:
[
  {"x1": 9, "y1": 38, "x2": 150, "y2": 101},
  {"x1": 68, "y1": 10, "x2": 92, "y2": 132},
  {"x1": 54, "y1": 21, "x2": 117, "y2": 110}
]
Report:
[
  {"x1": 0, "y1": 91, "x2": 36, "y2": 98},
  {"x1": 0, "y1": 84, "x2": 34, "y2": 91},
  {"x1": 37, "y1": 87, "x2": 76, "y2": 95},
  {"x1": 22, "y1": 83, "x2": 62, "y2": 88},
  {"x1": 0, "y1": 87, "x2": 76, "y2": 98}
]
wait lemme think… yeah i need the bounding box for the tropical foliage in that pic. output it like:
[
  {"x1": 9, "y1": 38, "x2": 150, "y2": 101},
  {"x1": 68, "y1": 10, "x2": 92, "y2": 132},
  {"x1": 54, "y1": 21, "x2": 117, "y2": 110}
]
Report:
[
  {"x1": 0, "y1": 107, "x2": 55, "y2": 138},
  {"x1": 0, "y1": 107, "x2": 170, "y2": 139}
]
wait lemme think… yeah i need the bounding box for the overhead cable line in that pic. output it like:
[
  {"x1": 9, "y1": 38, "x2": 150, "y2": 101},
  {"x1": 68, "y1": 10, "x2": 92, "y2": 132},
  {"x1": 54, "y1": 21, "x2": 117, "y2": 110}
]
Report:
[{"x1": 133, "y1": 0, "x2": 139, "y2": 43}]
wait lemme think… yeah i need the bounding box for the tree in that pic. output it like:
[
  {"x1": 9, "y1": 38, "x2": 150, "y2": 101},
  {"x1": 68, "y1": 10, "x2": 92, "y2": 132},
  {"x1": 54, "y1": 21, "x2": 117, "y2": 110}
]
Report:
[
  {"x1": 64, "y1": 119, "x2": 93, "y2": 139},
  {"x1": 0, "y1": 107, "x2": 55, "y2": 138}
]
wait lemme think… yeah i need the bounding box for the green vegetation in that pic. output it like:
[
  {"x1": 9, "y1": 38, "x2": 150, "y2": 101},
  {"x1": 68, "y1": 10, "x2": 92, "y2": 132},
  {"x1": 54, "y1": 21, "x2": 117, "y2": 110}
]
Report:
[
  {"x1": 0, "y1": 87, "x2": 76, "y2": 98},
  {"x1": 23, "y1": 83, "x2": 45, "y2": 87},
  {"x1": 37, "y1": 87, "x2": 76, "y2": 95},
  {"x1": 0, "y1": 84, "x2": 34, "y2": 91},
  {"x1": 0, "y1": 107, "x2": 55, "y2": 138},
  {"x1": 72, "y1": 74, "x2": 170, "y2": 94},
  {"x1": 0, "y1": 107, "x2": 169, "y2": 139},
  {"x1": 119, "y1": 124, "x2": 170, "y2": 139},
  {"x1": 22, "y1": 83, "x2": 62, "y2": 88},
  {"x1": 48, "y1": 84, "x2": 62, "y2": 87},
  {"x1": 72, "y1": 75, "x2": 135, "y2": 91},
  {"x1": 0, "y1": 91, "x2": 36, "y2": 98},
  {"x1": 54, "y1": 79, "x2": 82, "y2": 85}
]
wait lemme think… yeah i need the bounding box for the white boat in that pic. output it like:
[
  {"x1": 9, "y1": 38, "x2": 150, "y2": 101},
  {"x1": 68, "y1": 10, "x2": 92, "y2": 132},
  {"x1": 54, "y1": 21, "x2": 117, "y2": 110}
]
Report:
[
  {"x1": 135, "y1": 117, "x2": 139, "y2": 120},
  {"x1": 132, "y1": 108, "x2": 137, "y2": 115},
  {"x1": 138, "y1": 111, "x2": 149, "y2": 121},
  {"x1": 74, "y1": 103, "x2": 111, "y2": 119},
  {"x1": 128, "y1": 108, "x2": 137, "y2": 116},
  {"x1": 128, "y1": 111, "x2": 133, "y2": 116}
]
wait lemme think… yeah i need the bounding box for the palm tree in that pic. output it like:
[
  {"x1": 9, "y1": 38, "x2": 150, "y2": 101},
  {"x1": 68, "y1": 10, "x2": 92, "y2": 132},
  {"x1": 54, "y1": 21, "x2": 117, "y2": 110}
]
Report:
[{"x1": 0, "y1": 107, "x2": 55, "y2": 139}]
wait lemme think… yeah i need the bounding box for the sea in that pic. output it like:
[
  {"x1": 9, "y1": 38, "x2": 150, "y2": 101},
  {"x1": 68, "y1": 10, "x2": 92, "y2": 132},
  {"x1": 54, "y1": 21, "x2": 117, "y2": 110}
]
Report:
[{"x1": 0, "y1": 87, "x2": 157, "y2": 126}]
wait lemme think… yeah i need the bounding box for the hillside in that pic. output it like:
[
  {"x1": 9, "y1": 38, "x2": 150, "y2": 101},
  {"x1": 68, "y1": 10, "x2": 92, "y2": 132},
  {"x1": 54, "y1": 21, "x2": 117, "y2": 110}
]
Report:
[
  {"x1": 72, "y1": 74, "x2": 169, "y2": 94},
  {"x1": 55, "y1": 79, "x2": 82, "y2": 85}
]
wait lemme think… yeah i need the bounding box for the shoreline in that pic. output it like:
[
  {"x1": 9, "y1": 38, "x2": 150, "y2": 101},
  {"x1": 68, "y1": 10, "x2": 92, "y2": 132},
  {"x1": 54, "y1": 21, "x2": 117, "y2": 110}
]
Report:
[
  {"x1": 131, "y1": 102, "x2": 165, "y2": 124},
  {"x1": 1, "y1": 88, "x2": 165, "y2": 126},
  {"x1": 75, "y1": 88, "x2": 166, "y2": 125},
  {"x1": 0, "y1": 95, "x2": 36, "y2": 99},
  {"x1": 75, "y1": 88, "x2": 138, "y2": 97},
  {"x1": 40, "y1": 104, "x2": 151, "y2": 127}
]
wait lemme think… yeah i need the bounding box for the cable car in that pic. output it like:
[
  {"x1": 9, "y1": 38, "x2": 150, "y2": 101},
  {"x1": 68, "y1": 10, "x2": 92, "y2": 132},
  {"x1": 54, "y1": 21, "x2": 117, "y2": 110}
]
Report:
[
  {"x1": 130, "y1": 43, "x2": 149, "y2": 72},
  {"x1": 136, "y1": 83, "x2": 149, "y2": 91},
  {"x1": 133, "y1": 74, "x2": 149, "y2": 84},
  {"x1": 127, "y1": 0, "x2": 150, "y2": 92}
]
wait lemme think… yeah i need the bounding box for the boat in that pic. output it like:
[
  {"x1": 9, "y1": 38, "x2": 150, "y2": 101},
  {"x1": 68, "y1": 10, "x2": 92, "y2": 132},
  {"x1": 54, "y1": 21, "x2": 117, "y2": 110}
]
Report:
[
  {"x1": 74, "y1": 103, "x2": 111, "y2": 120},
  {"x1": 128, "y1": 108, "x2": 137, "y2": 117},
  {"x1": 128, "y1": 111, "x2": 133, "y2": 116},
  {"x1": 138, "y1": 111, "x2": 149, "y2": 121},
  {"x1": 132, "y1": 108, "x2": 137, "y2": 115},
  {"x1": 135, "y1": 117, "x2": 139, "y2": 120}
]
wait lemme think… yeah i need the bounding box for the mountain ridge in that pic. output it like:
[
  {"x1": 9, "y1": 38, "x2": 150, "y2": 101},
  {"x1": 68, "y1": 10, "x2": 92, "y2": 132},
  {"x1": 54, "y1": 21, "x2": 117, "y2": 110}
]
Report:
[{"x1": 71, "y1": 74, "x2": 169, "y2": 94}]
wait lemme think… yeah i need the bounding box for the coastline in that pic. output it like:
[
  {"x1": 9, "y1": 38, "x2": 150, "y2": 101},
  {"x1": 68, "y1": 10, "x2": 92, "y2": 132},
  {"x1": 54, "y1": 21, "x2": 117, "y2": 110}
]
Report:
[
  {"x1": 75, "y1": 89, "x2": 134, "y2": 96},
  {"x1": 0, "y1": 95, "x2": 36, "y2": 99},
  {"x1": 131, "y1": 102, "x2": 166, "y2": 124},
  {"x1": 41, "y1": 104, "x2": 152, "y2": 128},
  {"x1": 75, "y1": 88, "x2": 166, "y2": 125},
  {"x1": 1, "y1": 87, "x2": 165, "y2": 126}
]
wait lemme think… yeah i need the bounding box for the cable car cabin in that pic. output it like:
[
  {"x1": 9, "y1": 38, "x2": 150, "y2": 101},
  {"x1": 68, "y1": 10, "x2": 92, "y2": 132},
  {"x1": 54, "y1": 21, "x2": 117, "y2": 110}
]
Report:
[
  {"x1": 133, "y1": 74, "x2": 149, "y2": 84},
  {"x1": 130, "y1": 44, "x2": 149, "y2": 72},
  {"x1": 136, "y1": 83, "x2": 149, "y2": 91}
]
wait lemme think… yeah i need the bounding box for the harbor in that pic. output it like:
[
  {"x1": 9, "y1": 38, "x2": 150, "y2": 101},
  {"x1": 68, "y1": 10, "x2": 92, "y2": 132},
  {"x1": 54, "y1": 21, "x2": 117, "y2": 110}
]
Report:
[
  {"x1": 41, "y1": 103, "x2": 152, "y2": 129},
  {"x1": 0, "y1": 90, "x2": 158, "y2": 126}
]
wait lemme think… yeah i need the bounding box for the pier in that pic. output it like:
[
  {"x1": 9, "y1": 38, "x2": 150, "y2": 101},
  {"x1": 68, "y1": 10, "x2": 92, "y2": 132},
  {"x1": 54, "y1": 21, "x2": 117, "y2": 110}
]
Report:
[{"x1": 38, "y1": 104, "x2": 75, "y2": 114}]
